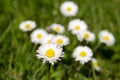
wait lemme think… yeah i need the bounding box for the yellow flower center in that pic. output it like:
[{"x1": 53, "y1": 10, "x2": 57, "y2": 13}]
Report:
[
  {"x1": 47, "y1": 40, "x2": 51, "y2": 44},
  {"x1": 56, "y1": 39, "x2": 63, "y2": 45},
  {"x1": 80, "y1": 51, "x2": 86, "y2": 57},
  {"x1": 93, "y1": 62, "x2": 99, "y2": 67},
  {"x1": 84, "y1": 33, "x2": 89, "y2": 39},
  {"x1": 25, "y1": 24, "x2": 31, "y2": 29},
  {"x1": 103, "y1": 36, "x2": 109, "y2": 41},
  {"x1": 36, "y1": 34, "x2": 42, "y2": 39},
  {"x1": 75, "y1": 25, "x2": 80, "y2": 30},
  {"x1": 45, "y1": 49, "x2": 55, "y2": 58},
  {"x1": 66, "y1": 7, "x2": 72, "y2": 11},
  {"x1": 55, "y1": 26, "x2": 60, "y2": 32}
]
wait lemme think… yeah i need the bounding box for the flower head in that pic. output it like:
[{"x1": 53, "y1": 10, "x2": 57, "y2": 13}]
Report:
[
  {"x1": 31, "y1": 29, "x2": 47, "y2": 44},
  {"x1": 53, "y1": 35, "x2": 69, "y2": 46},
  {"x1": 19, "y1": 20, "x2": 36, "y2": 31},
  {"x1": 60, "y1": 1, "x2": 78, "y2": 17},
  {"x1": 77, "y1": 30, "x2": 95, "y2": 42},
  {"x1": 41, "y1": 34, "x2": 55, "y2": 44},
  {"x1": 36, "y1": 44, "x2": 64, "y2": 65},
  {"x1": 99, "y1": 30, "x2": 115, "y2": 46},
  {"x1": 68, "y1": 19, "x2": 88, "y2": 35},
  {"x1": 73, "y1": 46, "x2": 93, "y2": 64},
  {"x1": 92, "y1": 58, "x2": 101, "y2": 71},
  {"x1": 50, "y1": 23, "x2": 65, "y2": 33}
]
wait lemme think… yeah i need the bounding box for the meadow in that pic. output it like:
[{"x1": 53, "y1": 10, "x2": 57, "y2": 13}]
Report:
[{"x1": 0, "y1": 0, "x2": 120, "y2": 80}]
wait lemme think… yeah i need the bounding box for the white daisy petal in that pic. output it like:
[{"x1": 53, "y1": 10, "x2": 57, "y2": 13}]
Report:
[
  {"x1": 60, "y1": 1, "x2": 78, "y2": 17},
  {"x1": 41, "y1": 34, "x2": 55, "y2": 45},
  {"x1": 77, "y1": 30, "x2": 95, "y2": 42},
  {"x1": 50, "y1": 23, "x2": 65, "y2": 33},
  {"x1": 98, "y1": 30, "x2": 115, "y2": 46},
  {"x1": 68, "y1": 19, "x2": 88, "y2": 35},
  {"x1": 36, "y1": 44, "x2": 64, "y2": 65},
  {"x1": 73, "y1": 46, "x2": 93, "y2": 64},
  {"x1": 30, "y1": 29, "x2": 47, "y2": 44},
  {"x1": 92, "y1": 58, "x2": 101, "y2": 71},
  {"x1": 19, "y1": 20, "x2": 36, "y2": 31},
  {"x1": 53, "y1": 35, "x2": 69, "y2": 46}
]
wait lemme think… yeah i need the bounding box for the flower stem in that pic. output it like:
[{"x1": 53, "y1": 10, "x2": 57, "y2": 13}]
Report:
[
  {"x1": 74, "y1": 63, "x2": 83, "y2": 79},
  {"x1": 92, "y1": 61, "x2": 96, "y2": 80},
  {"x1": 48, "y1": 63, "x2": 51, "y2": 80},
  {"x1": 93, "y1": 43, "x2": 101, "y2": 52}
]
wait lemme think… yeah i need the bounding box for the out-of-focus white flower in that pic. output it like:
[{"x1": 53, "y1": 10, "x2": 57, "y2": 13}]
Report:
[
  {"x1": 31, "y1": 29, "x2": 47, "y2": 44},
  {"x1": 92, "y1": 58, "x2": 101, "y2": 71},
  {"x1": 68, "y1": 19, "x2": 88, "y2": 35},
  {"x1": 53, "y1": 35, "x2": 69, "y2": 46},
  {"x1": 73, "y1": 46, "x2": 93, "y2": 64},
  {"x1": 60, "y1": 1, "x2": 78, "y2": 17},
  {"x1": 36, "y1": 44, "x2": 64, "y2": 65},
  {"x1": 50, "y1": 23, "x2": 65, "y2": 33},
  {"x1": 98, "y1": 30, "x2": 115, "y2": 46},
  {"x1": 19, "y1": 20, "x2": 36, "y2": 31},
  {"x1": 77, "y1": 31, "x2": 95, "y2": 42},
  {"x1": 41, "y1": 34, "x2": 55, "y2": 44}
]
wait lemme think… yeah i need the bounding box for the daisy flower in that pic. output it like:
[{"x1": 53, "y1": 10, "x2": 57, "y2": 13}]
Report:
[
  {"x1": 98, "y1": 30, "x2": 115, "y2": 46},
  {"x1": 19, "y1": 20, "x2": 36, "y2": 31},
  {"x1": 31, "y1": 29, "x2": 47, "y2": 44},
  {"x1": 77, "y1": 30, "x2": 95, "y2": 42},
  {"x1": 36, "y1": 44, "x2": 64, "y2": 65},
  {"x1": 68, "y1": 19, "x2": 88, "y2": 35},
  {"x1": 53, "y1": 35, "x2": 69, "y2": 46},
  {"x1": 50, "y1": 23, "x2": 65, "y2": 33},
  {"x1": 73, "y1": 46, "x2": 93, "y2": 64},
  {"x1": 92, "y1": 58, "x2": 101, "y2": 71},
  {"x1": 60, "y1": 1, "x2": 78, "y2": 17},
  {"x1": 41, "y1": 34, "x2": 55, "y2": 44}
]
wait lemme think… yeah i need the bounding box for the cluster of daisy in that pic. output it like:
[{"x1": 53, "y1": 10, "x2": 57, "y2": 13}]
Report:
[
  {"x1": 19, "y1": 1, "x2": 115, "y2": 71},
  {"x1": 19, "y1": 21, "x2": 69, "y2": 65},
  {"x1": 60, "y1": 1, "x2": 115, "y2": 71}
]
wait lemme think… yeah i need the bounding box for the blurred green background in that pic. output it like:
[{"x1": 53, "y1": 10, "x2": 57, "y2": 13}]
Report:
[{"x1": 0, "y1": 0, "x2": 120, "y2": 80}]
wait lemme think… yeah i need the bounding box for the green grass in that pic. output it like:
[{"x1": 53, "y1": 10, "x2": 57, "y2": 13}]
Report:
[{"x1": 0, "y1": 0, "x2": 120, "y2": 80}]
